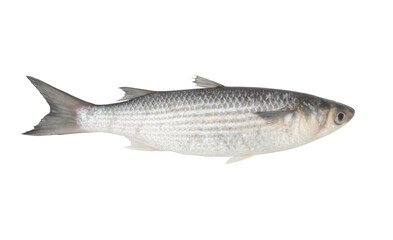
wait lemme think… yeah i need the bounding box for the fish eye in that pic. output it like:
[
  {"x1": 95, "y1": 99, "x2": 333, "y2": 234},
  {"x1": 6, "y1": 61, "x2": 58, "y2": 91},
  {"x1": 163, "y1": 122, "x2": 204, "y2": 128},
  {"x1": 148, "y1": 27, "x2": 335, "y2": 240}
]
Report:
[{"x1": 335, "y1": 112, "x2": 345, "y2": 124}]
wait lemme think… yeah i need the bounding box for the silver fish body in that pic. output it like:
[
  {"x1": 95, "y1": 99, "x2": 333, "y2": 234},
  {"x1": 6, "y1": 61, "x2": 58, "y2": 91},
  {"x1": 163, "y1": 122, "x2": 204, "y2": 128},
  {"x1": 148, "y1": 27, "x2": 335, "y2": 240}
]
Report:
[{"x1": 25, "y1": 76, "x2": 354, "y2": 162}]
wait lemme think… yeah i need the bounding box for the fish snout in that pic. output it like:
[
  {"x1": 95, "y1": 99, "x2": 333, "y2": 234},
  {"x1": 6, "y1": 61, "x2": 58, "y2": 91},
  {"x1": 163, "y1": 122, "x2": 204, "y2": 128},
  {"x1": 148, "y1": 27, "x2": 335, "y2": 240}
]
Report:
[{"x1": 345, "y1": 105, "x2": 355, "y2": 122}]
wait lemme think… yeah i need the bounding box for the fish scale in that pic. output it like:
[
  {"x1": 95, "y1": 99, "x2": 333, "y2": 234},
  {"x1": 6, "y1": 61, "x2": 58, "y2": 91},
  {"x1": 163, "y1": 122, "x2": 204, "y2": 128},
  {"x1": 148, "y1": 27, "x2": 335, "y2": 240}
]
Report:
[
  {"x1": 76, "y1": 87, "x2": 299, "y2": 156},
  {"x1": 24, "y1": 76, "x2": 354, "y2": 163}
]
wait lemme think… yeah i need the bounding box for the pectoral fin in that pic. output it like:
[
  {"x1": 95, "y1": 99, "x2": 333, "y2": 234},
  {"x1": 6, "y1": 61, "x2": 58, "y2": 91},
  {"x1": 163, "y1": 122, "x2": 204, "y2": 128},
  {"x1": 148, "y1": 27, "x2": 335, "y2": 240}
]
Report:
[{"x1": 255, "y1": 110, "x2": 297, "y2": 125}]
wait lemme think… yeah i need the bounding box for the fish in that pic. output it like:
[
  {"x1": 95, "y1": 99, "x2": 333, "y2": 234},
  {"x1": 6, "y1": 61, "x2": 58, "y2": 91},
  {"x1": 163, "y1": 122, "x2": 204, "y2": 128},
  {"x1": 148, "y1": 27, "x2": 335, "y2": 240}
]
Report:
[{"x1": 24, "y1": 75, "x2": 355, "y2": 163}]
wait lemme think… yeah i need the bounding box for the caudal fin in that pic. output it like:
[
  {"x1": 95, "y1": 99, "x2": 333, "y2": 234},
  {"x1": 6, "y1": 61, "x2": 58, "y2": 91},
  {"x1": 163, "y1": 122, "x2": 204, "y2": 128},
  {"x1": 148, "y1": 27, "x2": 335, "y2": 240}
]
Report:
[{"x1": 24, "y1": 76, "x2": 92, "y2": 136}]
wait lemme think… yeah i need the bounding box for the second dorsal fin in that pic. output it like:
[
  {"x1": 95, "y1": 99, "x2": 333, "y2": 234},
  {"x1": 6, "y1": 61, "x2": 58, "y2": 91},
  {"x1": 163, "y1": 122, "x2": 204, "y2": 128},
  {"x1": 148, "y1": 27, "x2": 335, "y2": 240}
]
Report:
[
  {"x1": 118, "y1": 87, "x2": 155, "y2": 101},
  {"x1": 193, "y1": 76, "x2": 225, "y2": 88}
]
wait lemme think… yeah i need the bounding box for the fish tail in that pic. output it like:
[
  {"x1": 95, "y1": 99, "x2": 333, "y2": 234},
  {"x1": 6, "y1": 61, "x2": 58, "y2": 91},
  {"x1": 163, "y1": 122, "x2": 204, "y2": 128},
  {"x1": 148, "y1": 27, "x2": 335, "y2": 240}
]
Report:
[{"x1": 23, "y1": 76, "x2": 92, "y2": 136}]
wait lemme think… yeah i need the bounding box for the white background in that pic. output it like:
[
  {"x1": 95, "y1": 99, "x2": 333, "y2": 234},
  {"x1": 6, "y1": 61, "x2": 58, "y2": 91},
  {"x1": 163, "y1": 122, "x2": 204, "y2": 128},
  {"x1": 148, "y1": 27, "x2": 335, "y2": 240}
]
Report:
[{"x1": 1, "y1": 0, "x2": 392, "y2": 239}]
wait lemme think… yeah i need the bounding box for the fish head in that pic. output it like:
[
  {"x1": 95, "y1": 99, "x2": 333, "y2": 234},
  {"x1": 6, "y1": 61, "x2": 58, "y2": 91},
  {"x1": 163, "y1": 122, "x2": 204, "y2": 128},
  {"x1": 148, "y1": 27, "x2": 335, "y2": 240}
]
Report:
[
  {"x1": 299, "y1": 97, "x2": 355, "y2": 141},
  {"x1": 318, "y1": 101, "x2": 355, "y2": 138}
]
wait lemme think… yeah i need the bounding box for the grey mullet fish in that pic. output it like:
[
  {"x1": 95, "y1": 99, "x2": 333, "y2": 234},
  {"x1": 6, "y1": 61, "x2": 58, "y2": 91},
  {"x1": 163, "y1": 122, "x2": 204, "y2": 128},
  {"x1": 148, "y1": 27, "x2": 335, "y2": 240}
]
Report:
[{"x1": 24, "y1": 76, "x2": 355, "y2": 163}]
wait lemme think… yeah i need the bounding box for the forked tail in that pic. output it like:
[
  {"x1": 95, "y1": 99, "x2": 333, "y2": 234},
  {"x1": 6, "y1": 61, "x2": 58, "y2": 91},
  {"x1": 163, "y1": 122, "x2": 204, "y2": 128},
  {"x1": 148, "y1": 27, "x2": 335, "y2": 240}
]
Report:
[{"x1": 24, "y1": 76, "x2": 93, "y2": 136}]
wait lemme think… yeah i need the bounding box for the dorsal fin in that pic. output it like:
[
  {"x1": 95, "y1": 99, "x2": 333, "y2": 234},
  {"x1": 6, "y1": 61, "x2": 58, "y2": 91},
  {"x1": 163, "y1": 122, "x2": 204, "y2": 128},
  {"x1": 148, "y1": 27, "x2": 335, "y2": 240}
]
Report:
[
  {"x1": 118, "y1": 87, "x2": 155, "y2": 101},
  {"x1": 193, "y1": 76, "x2": 224, "y2": 88}
]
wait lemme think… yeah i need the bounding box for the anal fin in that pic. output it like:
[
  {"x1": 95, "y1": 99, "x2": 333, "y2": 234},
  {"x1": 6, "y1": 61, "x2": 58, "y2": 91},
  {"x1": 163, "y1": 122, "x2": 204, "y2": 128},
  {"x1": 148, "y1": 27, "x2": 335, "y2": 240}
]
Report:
[
  {"x1": 126, "y1": 138, "x2": 162, "y2": 151},
  {"x1": 226, "y1": 154, "x2": 255, "y2": 164}
]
